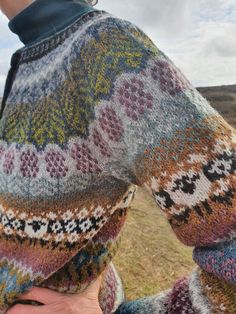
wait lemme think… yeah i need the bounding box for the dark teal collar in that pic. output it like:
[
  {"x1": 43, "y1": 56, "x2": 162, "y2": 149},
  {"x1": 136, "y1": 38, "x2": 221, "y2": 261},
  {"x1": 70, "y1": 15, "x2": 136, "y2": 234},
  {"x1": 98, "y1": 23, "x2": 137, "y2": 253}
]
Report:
[{"x1": 8, "y1": 0, "x2": 98, "y2": 46}]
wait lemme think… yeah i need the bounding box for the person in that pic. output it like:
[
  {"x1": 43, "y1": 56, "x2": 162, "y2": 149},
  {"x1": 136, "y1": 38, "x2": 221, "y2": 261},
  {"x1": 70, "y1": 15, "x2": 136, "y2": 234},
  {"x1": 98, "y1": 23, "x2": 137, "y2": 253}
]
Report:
[{"x1": 0, "y1": 0, "x2": 235, "y2": 313}]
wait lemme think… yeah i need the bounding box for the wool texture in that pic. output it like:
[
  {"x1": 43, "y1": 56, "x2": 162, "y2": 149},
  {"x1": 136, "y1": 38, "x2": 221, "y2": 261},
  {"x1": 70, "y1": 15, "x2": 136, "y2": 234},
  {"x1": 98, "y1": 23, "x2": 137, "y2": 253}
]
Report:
[{"x1": 0, "y1": 9, "x2": 235, "y2": 313}]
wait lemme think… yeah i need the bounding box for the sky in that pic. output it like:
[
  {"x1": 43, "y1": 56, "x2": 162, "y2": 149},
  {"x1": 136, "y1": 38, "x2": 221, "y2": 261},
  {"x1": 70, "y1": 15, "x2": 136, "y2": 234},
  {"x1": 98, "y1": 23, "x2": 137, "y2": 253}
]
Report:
[{"x1": 0, "y1": 0, "x2": 236, "y2": 95}]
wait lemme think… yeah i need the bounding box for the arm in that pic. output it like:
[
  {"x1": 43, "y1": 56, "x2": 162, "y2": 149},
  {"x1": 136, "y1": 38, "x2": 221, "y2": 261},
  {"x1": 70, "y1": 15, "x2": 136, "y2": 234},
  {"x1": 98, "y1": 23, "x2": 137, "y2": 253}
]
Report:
[
  {"x1": 92, "y1": 17, "x2": 236, "y2": 312},
  {"x1": 100, "y1": 16, "x2": 235, "y2": 251}
]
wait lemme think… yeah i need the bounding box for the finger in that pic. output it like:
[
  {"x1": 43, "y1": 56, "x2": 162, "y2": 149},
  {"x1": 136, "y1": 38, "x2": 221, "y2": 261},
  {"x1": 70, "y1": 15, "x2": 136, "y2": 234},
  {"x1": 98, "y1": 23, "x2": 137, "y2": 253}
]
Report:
[
  {"x1": 17, "y1": 286, "x2": 62, "y2": 305},
  {"x1": 6, "y1": 303, "x2": 46, "y2": 314}
]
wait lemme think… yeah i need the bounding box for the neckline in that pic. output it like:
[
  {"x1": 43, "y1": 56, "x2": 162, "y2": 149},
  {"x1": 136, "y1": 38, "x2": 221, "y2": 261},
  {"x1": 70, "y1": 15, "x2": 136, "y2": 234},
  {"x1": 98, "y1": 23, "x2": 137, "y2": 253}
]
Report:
[
  {"x1": 13, "y1": 10, "x2": 110, "y2": 64},
  {"x1": 0, "y1": 8, "x2": 111, "y2": 123},
  {"x1": 8, "y1": 0, "x2": 95, "y2": 46}
]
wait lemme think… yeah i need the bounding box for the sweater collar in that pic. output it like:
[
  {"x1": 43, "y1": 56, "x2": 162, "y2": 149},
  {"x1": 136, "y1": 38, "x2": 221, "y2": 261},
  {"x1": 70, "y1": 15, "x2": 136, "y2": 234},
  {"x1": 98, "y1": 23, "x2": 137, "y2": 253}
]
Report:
[{"x1": 8, "y1": 0, "x2": 98, "y2": 46}]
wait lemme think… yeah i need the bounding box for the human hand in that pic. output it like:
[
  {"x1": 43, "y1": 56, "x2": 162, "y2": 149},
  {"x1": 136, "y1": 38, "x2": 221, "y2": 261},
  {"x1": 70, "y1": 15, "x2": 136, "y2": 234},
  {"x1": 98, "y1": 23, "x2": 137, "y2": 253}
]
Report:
[{"x1": 6, "y1": 274, "x2": 103, "y2": 314}]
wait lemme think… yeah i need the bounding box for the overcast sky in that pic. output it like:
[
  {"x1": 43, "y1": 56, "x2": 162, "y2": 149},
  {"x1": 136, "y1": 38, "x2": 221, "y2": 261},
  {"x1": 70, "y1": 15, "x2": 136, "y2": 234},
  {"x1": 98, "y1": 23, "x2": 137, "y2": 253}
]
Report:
[{"x1": 0, "y1": 0, "x2": 236, "y2": 95}]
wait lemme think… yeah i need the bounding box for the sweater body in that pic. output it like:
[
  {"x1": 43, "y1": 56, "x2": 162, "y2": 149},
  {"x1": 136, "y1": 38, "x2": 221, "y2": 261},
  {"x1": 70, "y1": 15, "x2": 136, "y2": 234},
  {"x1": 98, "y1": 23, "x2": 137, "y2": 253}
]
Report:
[
  {"x1": 0, "y1": 8, "x2": 235, "y2": 314},
  {"x1": 0, "y1": 10, "x2": 137, "y2": 313}
]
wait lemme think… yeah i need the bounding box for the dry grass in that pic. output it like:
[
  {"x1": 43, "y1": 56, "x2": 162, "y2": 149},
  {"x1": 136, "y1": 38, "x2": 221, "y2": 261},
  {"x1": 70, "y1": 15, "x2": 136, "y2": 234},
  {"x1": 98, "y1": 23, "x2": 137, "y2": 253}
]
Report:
[{"x1": 113, "y1": 187, "x2": 194, "y2": 300}]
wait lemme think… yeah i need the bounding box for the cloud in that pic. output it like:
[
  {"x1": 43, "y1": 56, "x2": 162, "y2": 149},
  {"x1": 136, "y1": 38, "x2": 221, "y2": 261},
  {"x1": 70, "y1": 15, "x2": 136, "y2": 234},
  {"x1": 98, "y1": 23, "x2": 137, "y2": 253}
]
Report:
[
  {"x1": 0, "y1": 0, "x2": 236, "y2": 96},
  {"x1": 0, "y1": 44, "x2": 22, "y2": 95},
  {"x1": 162, "y1": 1, "x2": 236, "y2": 87},
  {"x1": 204, "y1": 23, "x2": 236, "y2": 57},
  {"x1": 0, "y1": 13, "x2": 19, "y2": 47},
  {"x1": 0, "y1": 13, "x2": 22, "y2": 95},
  {"x1": 97, "y1": 0, "x2": 197, "y2": 38}
]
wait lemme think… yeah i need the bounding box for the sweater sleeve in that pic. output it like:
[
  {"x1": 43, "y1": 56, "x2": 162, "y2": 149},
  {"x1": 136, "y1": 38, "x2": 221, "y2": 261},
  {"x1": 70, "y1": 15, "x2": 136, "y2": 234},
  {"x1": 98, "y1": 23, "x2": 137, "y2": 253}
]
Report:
[
  {"x1": 101, "y1": 17, "x2": 235, "y2": 249},
  {"x1": 95, "y1": 17, "x2": 236, "y2": 312}
]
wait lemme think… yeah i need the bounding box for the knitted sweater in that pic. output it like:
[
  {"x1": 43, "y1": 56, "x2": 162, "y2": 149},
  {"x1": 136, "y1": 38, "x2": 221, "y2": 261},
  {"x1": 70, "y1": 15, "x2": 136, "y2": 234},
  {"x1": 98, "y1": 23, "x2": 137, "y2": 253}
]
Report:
[{"x1": 0, "y1": 5, "x2": 235, "y2": 314}]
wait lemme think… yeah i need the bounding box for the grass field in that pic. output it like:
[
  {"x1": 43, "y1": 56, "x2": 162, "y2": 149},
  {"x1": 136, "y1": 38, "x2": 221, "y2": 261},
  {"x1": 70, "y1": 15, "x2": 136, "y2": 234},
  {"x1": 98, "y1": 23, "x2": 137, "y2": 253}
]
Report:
[
  {"x1": 113, "y1": 85, "x2": 236, "y2": 300},
  {"x1": 113, "y1": 187, "x2": 194, "y2": 300}
]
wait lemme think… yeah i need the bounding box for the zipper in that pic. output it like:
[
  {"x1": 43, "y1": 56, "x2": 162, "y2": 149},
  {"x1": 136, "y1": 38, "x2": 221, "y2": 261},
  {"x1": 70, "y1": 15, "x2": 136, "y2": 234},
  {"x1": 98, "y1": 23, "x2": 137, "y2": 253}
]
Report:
[{"x1": 0, "y1": 50, "x2": 21, "y2": 120}]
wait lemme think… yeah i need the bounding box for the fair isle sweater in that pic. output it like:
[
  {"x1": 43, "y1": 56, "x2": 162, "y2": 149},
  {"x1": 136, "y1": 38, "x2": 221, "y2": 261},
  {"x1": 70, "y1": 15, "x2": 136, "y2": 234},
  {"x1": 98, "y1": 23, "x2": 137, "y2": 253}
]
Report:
[{"x1": 0, "y1": 1, "x2": 236, "y2": 313}]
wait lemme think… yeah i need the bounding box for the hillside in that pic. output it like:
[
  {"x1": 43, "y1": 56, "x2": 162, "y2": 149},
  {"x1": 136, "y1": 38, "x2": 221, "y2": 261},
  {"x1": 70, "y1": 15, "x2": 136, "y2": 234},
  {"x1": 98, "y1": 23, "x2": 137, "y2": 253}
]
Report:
[{"x1": 197, "y1": 84, "x2": 236, "y2": 127}]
